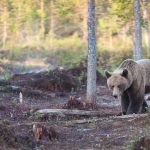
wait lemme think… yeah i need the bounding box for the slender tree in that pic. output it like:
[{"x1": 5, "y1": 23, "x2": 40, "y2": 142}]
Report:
[
  {"x1": 49, "y1": 0, "x2": 55, "y2": 48},
  {"x1": 134, "y1": 0, "x2": 142, "y2": 60},
  {"x1": 1, "y1": 0, "x2": 9, "y2": 48},
  {"x1": 143, "y1": 0, "x2": 149, "y2": 55},
  {"x1": 82, "y1": 0, "x2": 88, "y2": 41},
  {"x1": 40, "y1": 0, "x2": 45, "y2": 39},
  {"x1": 86, "y1": 0, "x2": 97, "y2": 108}
]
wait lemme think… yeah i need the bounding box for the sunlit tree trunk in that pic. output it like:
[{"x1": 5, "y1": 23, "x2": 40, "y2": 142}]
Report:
[
  {"x1": 86, "y1": 0, "x2": 97, "y2": 107},
  {"x1": 143, "y1": 0, "x2": 149, "y2": 55},
  {"x1": 134, "y1": 0, "x2": 142, "y2": 60},
  {"x1": 132, "y1": 31, "x2": 136, "y2": 55},
  {"x1": 82, "y1": 0, "x2": 88, "y2": 41},
  {"x1": 2, "y1": 15, "x2": 7, "y2": 48},
  {"x1": 16, "y1": 0, "x2": 22, "y2": 40},
  {"x1": 49, "y1": 0, "x2": 55, "y2": 48},
  {"x1": 122, "y1": 26, "x2": 127, "y2": 48},
  {"x1": 50, "y1": 0, "x2": 55, "y2": 36},
  {"x1": 40, "y1": 0, "x2": 45, "y2": 39},
  {"x1": 109, "y1": 31, "x2": 113, "y2": 49},
  {"x1": 2, "y1": 1, "x2": 8, "y2": 48}
]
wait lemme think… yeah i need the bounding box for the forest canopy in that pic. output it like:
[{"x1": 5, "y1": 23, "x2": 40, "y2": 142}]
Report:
[{"x1": 0, "y1": 0, "x2": 149, "y2": 70}]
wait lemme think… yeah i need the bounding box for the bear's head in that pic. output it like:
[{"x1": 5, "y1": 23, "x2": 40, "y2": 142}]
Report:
[{"x1": 105, "y1": 69, "x2": 129, "y2": 99}]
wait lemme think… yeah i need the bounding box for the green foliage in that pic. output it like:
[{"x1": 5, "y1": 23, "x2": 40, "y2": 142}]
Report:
[
  {"x1": 30, "y1": 111, "x2": 42, "y2": 121},
  {"x1": 55, "y1": 0, "x2": 75, "y2": 18},
  {"x1": 112, "y1": 0, "x2": 134, "y2": 21},
  {"x1": 98, "y1": 16, "x2": 120, "y2": 35},
  {"x1": 124, "y1": 139, "x2": 137, "y2": 150},
  {"x1": 56, "y1": 49, "x2": 85, "y2": 68},
  {"x1": 0, "y1": 0, "x2": 149, "y2": 75},
  {"x1": 141, "y1": 17, "x2": 148, "y2": 29},
  {"x1": 97, "y1": 49, "x2": 132, "y2": 74},
  {"x1": 0, "y1": 69, "x2": 12, "y2": 80}
]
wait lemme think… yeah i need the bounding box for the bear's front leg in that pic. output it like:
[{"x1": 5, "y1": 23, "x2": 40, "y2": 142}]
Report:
[
  {"x1": 121, "y1": 92, "x2": 130, "y2": 115},
  {"x1": 126, "y1": 99, "x2": 143, "y2": 114}
]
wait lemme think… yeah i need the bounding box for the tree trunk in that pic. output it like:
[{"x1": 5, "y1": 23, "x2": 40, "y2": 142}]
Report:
[
  {"x1": 132, "y1": 31, "x2": 136, "y2": 56},
  {"x1": 86, "y1": 0, "x2": 97, "y2": 107},
  {"x1": 49, "y1": 0, "x2": 55, "y2": 48},
  {"x1": 82, "y1": 1, "x2": 88, "y2": 41},
  {"x1": 109, "y1": 31, "x2": 113, "y2": 49},
  {"x1": 2, "y1": 17, "x2": 7, "y2": 48},
  {"x1": 40, "y1": 0, "x2": 45, "y2": 39},
  {"x1": 2, "y1": 3, "x2": 8, "y2": 48},
  {"x1": 134, "y1": 0, "x2": 143, "y2": 60},
  {"x1": 143, "y1": 0, "x2": 150, "y2": 55},
  {"x1": 122, "y1": 26, "x2": 127, "y2": 48}
]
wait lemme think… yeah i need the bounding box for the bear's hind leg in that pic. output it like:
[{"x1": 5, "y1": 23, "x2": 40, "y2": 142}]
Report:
[{"x1": 121, "y1": 92, "x2": 129, "y2": 115}]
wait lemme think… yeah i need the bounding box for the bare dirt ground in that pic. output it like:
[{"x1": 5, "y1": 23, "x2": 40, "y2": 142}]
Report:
[{"x1": 0, "y1": 68, "x2": 150, "y2": 150}]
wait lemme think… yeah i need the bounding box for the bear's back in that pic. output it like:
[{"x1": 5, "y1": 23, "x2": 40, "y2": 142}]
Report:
[
  {"x1": 114, "y1": 59, "x2": 145, "y2": 84},
  {"x1": 117, "y1": 59, "x2": 139, "y2": 74},
  {"x1": 136, "y1": 59, "x2": 150, "y2": 85}
]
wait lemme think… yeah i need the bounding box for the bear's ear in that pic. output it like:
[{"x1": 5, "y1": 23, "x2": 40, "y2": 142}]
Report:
[
  {"x1": 105, "y1": 70, "x2": 112, "y2": 79},
  {"x1": 121, "y1": 69, "x2": 128, "y2": 77}
]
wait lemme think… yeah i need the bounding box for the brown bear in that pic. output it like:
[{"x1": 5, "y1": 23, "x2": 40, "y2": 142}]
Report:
[{"x1": 105, "y1": 59, "x2": 150, "y2": 115}]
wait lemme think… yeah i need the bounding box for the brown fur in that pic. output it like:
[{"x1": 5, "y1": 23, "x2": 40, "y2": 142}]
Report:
[{"x1": 105, "y1": 59, "x2": 150, "y2": 114}]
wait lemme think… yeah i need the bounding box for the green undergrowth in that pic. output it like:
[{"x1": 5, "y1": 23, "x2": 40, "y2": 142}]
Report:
[{"x1": 2, "y1": 37, "x2": 150, "y2": 79}]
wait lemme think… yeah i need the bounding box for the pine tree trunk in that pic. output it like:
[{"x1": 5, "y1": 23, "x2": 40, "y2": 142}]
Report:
[
  {"x1": 86, "y1": 0, "x2": 97, "y2": 107},
  {"x1": 49, "y1": 0, "x2": 55, "y2": 48},
  {"x1": 82, "y1": 1, "x2": 88, "y2": 41},
  {"x1": 122, "y1": 26, "x2": 127, "y2": 48},
  {"x1": 134, "y1": 0, "x2": 142, "y2": 60},
  {"x1": 2, "y1": 1, "x2": 8, "y2": 48},
  {"x1": 143, "y1": 0, "x2": 150, "y2": 55},
  {"x1": 132, "y1": 31, "x2": 136, "y2": 56},
  {"x1": 2, "y1": 16, "x2": 7, "y2": 48},
  {"x1": 40, "y1": 0, "x2": 45, "y2": 39},
  {"x1": 109, "y1": 31, "x2": 113, "y2": 49}
]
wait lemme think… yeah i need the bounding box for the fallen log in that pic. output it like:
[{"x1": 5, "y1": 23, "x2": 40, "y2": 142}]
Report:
[
  {"x1": 37, "y1": 108, "x2": 115, "y2": 117},
  {"x1": 37, "y1": 108, "x2": 150, "y2": 120},
  {"x1": 114, "y1": 113, "x2": 149, "y2": 119},
  {"x1": 65, "y1": 118, "x2": 103, "y2": 126},
  {"x1": 65, "y1": 113, "x2": 150, "y2": 126}
]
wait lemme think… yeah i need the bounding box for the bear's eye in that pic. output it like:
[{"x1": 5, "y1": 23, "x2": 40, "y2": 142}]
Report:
[{"x1": 111, "y1": 86, "x2": 114, "y2": 89}]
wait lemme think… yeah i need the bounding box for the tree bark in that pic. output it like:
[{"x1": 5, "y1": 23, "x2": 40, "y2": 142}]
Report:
[
  {"x1": 82, "y1": 1, "x2": 88, "y2": 41},
  {"x1": 40, "y1": 0, "x2": 45, "y2": 39},
  {"x1": 2, "y1": 2, "x2": 8, "y2": 48},
  {"x1": 134, "y1": 0, "x2": 143, "y2": 60},
  {"x1": 109, "y1": 31, "x2": 113, "y2": 49},
  {"x1": 49, "y1": 0, "x2": 55, "y2": 48},
  {"x1": 143, "y1": 0, "x2": 150, "y2": 55},
  {"x1": 86, "y1": 0, "x2": 97, "y2": 106}
]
